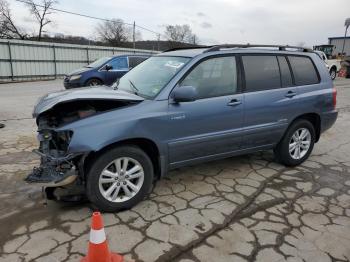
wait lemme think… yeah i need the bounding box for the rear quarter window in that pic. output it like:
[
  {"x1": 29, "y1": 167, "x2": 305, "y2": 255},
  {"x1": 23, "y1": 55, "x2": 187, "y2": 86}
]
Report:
[
  {"x1": 277, "y1": 56, "x2": 293, "y2": 87},
  {"x1": 288, "y1": 56, "x2": 319, "y2": 85}
]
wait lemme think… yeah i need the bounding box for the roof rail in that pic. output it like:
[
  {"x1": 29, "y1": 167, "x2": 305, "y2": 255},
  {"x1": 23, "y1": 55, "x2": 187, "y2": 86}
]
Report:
[
  {"x1": 204, "y1": 44, "x2": 313, "y2": 53},
  {"x1": 163, "y1": 45, "x2": 212, "y2": 52}
]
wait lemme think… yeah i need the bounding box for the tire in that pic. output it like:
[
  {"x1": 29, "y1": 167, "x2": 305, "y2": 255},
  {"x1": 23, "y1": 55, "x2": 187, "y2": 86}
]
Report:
[
  {"x1": 85, "y1": 78, "x2": 103, "y2": 86},
  {"x1": 274, "y1": 119, "x2": 315, "y2": 167},
  {"x1": 330, "y1": 67, "x2": 337, "y2": 80},
  {"x1": 86, "y1": 146, "x2": 154, "y2": 212}
]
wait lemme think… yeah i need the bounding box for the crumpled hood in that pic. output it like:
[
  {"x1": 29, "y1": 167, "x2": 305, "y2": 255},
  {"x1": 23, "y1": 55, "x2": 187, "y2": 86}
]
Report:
[{"x1": 33, "y1": 86, "x2": 144, "y2": 117}]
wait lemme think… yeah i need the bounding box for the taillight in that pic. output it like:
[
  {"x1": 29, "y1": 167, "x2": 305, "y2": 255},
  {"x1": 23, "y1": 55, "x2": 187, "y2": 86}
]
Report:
[{"x1": 332, "y1": 87, "x2": 337, "y2": 109}]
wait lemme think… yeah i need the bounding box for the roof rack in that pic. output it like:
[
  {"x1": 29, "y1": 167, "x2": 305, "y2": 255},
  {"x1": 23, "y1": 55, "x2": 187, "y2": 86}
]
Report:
[
  {"x1": 163, "y1": 45, "x2": 212, "y2": 52},
  {"x1": 204, "y1": 44, "x2": 313, "y2": 53}
]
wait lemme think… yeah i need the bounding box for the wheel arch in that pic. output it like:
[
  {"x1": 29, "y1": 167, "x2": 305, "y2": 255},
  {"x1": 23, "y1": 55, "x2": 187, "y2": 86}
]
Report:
[
  {"x1": 330, "y1": 65, "x2": 337, "y2": 71},
  {"x1": 84, "y1": 77, "x2": 104, "y2": 86},
  {"x1": 84, "y1": 137, "x2": 162, "y2": 181},
  {"x1": 288, "y1": 113, "x2": 321, "y2": 142}
]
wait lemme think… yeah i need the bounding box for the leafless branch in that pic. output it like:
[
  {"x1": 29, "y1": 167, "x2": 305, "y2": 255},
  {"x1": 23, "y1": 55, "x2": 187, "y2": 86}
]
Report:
[
  {"x1": 25, "y1": 0, "x2": 58, "y2": 41},
  {"x1": 0, "y1": 0, "x2": 27, "y2": 39}
]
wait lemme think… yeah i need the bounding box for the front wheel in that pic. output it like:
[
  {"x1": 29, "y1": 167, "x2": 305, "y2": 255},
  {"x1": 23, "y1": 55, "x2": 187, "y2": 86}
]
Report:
[
  {"x1": 86, "y1": 146, "x2": 154, "y2": 212},
  {"x1": 274, "y1": 119, "x2": 315, "y2": 166},
  {"x1": 86, "y1": 78, "x2": 103, "y2": 86}
]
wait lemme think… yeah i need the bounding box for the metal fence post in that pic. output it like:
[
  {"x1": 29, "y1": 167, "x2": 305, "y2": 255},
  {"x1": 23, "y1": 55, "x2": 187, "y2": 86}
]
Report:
[
  {"x1": 86, "y1": 47, "x2": 90, "y2": 64},
  {"x1": 52, "y1": 45, "x2": 57, "y2": 79},
  {"x1": 7, "y1": 41, "x2": 14, "y2": 81}
]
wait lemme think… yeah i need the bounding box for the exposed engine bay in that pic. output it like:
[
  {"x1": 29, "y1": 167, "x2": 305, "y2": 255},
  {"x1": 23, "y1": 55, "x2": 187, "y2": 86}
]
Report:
[{"x1": 25, "y1": 97, "x2": 142, "y2": 200}]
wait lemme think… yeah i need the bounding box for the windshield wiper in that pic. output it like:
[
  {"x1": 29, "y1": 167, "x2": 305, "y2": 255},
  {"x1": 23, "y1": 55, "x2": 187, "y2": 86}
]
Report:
[{"x1": 128, "y1": 80, "x2": 140, "y2": 95}]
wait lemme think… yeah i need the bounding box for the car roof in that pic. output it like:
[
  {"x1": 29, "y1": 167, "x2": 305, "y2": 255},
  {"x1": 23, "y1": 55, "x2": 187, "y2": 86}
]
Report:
[
  {"x1": 157, "y1": 48, "x2": 209, "y2": 57},
  {"x1": 157, "y1": 45, "x2": 316, "y2": 58},
  {"x1": 111, "y1": 54, "x2": 151, "y2": 58}
]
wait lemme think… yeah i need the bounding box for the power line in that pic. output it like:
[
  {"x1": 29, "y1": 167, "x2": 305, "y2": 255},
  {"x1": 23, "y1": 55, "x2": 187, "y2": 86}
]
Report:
[{"x1": 14, "y1": 0, "x2": 163, "y2": 37}]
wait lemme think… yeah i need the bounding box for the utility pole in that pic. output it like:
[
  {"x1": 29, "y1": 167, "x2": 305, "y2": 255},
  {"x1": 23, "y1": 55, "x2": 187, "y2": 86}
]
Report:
[
  {"x1": 133, "y1": 21, "x2": 136, "y2": 50},
  {"x1": 157, "y1": 34, "x2": 160, "y2": 51},
  {"x1": 342, "y1": 18, "x2": 350, "y2": 56}
]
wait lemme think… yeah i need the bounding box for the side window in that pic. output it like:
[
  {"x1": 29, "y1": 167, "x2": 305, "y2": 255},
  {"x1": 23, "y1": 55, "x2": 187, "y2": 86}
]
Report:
[
  {"x1": 242, "y1": 56, "x2": 280, "y2": 92},
  {"x1": 109, "y1": 57, "x2": 128, "y2": 70},
  {"x1": 180, "y1": 56, "x2": 237, "y2": 99},
  {"x1": 277, "y1": 56, "x2": 293, "y2": 87},
  {"x1": 129, "y1": 56, "x2": 147, "y2": 69},
  {"x1": 288, "y1": 56, "x2": 319, "y2": 85}
]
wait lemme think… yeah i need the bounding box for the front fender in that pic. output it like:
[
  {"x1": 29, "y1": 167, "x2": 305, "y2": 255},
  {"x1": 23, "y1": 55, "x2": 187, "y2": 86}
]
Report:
[{"x1": 56, "y1": 100, "x2": 169, "y2": 156}]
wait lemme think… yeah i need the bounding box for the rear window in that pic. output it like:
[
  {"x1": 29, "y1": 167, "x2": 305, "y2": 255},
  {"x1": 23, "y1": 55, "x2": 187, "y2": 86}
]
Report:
[
  {"x1": 288, "y1": 56, "x2": 319, "y2": 85},
  {"x1": 242, "y1": 55, "x2": 281, "y2": 92}
]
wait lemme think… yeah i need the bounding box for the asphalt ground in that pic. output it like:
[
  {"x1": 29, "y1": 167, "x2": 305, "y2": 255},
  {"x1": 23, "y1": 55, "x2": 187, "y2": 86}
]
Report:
[{"x1": 0, "y1": 78, "x2": 349, "y2": 262}]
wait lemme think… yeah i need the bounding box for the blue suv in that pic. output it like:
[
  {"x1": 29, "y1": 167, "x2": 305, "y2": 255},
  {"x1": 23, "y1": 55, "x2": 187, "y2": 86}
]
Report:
[
  {"x1": 63, "y1": 54, "x2": 150, "y2": 89},
  {"x1": 27, "y1": 44, "x2": 337, "y2": 212}
]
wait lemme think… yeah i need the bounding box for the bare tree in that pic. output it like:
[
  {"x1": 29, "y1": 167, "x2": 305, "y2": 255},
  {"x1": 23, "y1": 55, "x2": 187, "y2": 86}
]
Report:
[
  {"x1": 26, "y1": 0, "x2": 57, "y2": 41},
  {"x1": 0, "y1": 0, "x2": 27, "y2": 39},
  {"x1": 164, "y1": 24, "x2": 197, "y2": 44},
  {"x1": 96, "y1": 19, "x2": 132, "y2": 46},
  {"x1": 189, "y1": 34, "x2": 198, "y2": 45},
  {"x1": 296, "y1": 41, "x2": 306, "y2": 47}
]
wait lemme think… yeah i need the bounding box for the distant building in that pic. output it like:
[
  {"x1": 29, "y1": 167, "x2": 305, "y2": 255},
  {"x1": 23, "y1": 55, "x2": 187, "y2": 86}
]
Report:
[{"x1": 328, "y1": 36, "x2": 350, "y2": 56}]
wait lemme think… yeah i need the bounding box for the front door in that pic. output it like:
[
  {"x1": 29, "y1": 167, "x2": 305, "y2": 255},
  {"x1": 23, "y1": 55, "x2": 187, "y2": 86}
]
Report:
[{"x1": 167, "y1": 55, "x2": 244, "y2": 167}]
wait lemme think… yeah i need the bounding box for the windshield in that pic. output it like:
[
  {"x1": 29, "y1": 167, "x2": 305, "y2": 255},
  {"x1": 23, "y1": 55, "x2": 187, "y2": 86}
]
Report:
[
  {"x1": 87, "y1": 56, "x2": 111, "y2": 68},
  {"x1": 113, "y1": 56, "x2": 190, "y2": 98}
]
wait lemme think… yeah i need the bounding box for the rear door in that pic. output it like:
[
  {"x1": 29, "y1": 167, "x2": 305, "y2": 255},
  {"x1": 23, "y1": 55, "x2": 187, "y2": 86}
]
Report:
[
  {"x1": 287, "y1": 55, "x2": 322, "y2": 116},
  {"x1": 104, "y1": 56, "x2": 129, "y2": 85},
  {"x1": 241, "y1": 54, "x2": 299, "y2": 148}
]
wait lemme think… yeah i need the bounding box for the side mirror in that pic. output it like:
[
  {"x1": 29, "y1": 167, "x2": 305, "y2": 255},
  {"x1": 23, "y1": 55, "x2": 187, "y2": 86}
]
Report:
[
  {"x1": 172, "y1": 86, "x2": 197, "y2": 103},
  {"x1": 105, "y1": 64, "x2": 113, "y2": 71}
]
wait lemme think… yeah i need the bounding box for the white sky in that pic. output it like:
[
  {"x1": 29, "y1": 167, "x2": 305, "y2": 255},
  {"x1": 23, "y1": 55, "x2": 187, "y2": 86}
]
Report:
[{"x1": 9, "y1": 0, "x2": 350, "y2": 46}]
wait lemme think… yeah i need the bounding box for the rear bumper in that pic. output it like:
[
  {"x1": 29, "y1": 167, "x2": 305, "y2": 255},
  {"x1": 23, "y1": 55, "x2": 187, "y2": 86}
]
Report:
[{"x1": 321, "y1": 110, "x2": 338, "y2": 133}]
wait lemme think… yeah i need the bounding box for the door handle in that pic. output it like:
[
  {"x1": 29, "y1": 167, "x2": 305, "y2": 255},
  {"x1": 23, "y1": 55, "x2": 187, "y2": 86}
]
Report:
[
  {"x1": 227, "y1": 99, "x2": 242, "y2": 106},
  {"x1": 285, "y1": 91, "x2": 297, "y2": 98}
]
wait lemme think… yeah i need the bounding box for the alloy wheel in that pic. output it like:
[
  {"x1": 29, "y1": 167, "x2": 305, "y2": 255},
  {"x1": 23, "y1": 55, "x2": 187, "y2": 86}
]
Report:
[
  {"x1": 98, "y1": 157, "x2": 144, "y2": 203},
  {"x1": 289, "y1": 128, "x2": 311, "y2": 160}
]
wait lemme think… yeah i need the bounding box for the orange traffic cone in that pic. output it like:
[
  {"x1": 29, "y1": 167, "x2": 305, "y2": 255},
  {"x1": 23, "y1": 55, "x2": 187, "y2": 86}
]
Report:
[{"x1": 81, "y1": 212, "x2": 124, "y2": 262}]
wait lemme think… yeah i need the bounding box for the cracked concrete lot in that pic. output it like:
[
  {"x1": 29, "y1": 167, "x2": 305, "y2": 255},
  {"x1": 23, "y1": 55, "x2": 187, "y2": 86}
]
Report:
[{"x1": 0, "y1": 79, "x2": 350, "y2": 262}]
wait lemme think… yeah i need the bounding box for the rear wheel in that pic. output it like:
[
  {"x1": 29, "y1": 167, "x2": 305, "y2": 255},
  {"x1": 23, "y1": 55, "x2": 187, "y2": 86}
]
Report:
[
  {"x1": 86, "y1": 78, "x2": 103, "y2": 86},
  {"x1": 274, "y1": 119, "x2": 315, "y2": 166},
  {"x1": 86, "y1": 146, "x2": 154, "y2": 212}
]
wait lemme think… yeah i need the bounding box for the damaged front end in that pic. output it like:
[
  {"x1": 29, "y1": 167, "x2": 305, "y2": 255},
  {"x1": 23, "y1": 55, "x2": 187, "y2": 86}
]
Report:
[
  {"x1": 25, "y1": 112, "x2": 87, "y2": 201},
  {"x1": 25, "y1": 86, "x2": 144, "y2": 200},
  {"x1": 26, "y1": 126, "x2": 78, "y2": 186}
]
